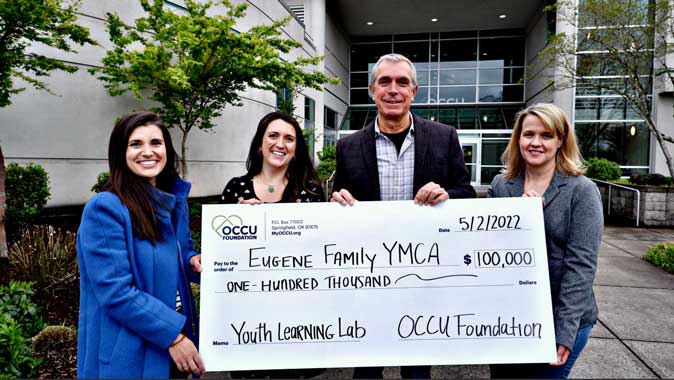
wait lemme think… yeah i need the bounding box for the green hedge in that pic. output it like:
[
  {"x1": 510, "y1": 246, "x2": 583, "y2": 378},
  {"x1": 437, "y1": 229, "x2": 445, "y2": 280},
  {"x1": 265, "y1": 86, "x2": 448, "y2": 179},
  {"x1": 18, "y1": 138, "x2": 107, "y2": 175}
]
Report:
[
  {"x1": 5, "y1": 163, "x2": 51, "y2": 234},
  {"x1": 585, "y1": 157, "x2": 622, "y2": 181}
]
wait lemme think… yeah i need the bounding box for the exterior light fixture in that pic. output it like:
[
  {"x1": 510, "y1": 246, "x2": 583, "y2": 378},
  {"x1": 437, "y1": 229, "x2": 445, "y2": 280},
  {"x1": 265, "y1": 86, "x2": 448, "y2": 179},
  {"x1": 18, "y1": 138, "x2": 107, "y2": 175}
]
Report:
[
  {"x1": 366, "y1": 21, "x2": 374, "y2": 26},
  {"x1": 431, "y1": 18, "x2": 438, "y2": 22},
  {"x1": 499, "y1": 14, "x2": 507, "y2": 19},
  {"x1": 630, "y1": 125, "x2": 636, "y2": 136}
]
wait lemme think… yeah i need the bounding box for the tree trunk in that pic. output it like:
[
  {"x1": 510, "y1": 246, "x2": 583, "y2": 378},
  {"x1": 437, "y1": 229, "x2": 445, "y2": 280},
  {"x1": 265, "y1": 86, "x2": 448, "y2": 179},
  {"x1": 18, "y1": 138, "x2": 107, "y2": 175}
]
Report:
[
  {"x1": 180, "y1": 130, "x2": 189, "y2": 178},
  {"x1": 0, "y1": 145, "x2": 7, "y2": 258}
]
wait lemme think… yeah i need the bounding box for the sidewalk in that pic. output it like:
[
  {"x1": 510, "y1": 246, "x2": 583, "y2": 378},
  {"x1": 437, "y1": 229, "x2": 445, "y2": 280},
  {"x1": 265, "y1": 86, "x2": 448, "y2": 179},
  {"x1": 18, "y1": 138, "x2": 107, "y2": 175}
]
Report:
[
  {"x1": 216, "y1": 225, "x2": 674, "y2": 379},
  {"x1": 570, "y1": 225, "x2": 674, "y2": 379},
  {"x1": 320, "y1": 226, "x2": 674, "y2": 379}
]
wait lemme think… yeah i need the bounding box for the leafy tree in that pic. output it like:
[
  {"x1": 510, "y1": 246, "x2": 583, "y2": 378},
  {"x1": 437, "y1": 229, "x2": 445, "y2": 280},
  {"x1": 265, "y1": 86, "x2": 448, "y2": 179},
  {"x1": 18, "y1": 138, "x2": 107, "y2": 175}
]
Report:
[
  {"x1": 0, "y1": 0, "x2": 95, "y2": 256},
  {"x1": 538, "y1": 0, "x2": 674, "y2": 178},
  {"x1": 91, "y1": 0, "x2": 338, "y2": 175}
]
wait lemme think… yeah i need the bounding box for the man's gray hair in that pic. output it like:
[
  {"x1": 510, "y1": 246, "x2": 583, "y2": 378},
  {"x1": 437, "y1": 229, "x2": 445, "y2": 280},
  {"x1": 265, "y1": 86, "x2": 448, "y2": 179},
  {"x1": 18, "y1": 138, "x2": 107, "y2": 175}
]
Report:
[{"x1": 369, "y1": 53, "x2": 418, "y2": 88}]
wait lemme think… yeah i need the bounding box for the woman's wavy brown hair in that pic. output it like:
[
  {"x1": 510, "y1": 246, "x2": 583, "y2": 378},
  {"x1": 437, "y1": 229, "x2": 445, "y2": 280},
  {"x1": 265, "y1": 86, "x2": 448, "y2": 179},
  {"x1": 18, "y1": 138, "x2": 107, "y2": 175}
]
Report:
[
  {"x1": 104, "y1": 111, "x2": 178, "y2": 244},
  {"x1": 246, "y1": 111, "x2": 324, "y2": 201}
]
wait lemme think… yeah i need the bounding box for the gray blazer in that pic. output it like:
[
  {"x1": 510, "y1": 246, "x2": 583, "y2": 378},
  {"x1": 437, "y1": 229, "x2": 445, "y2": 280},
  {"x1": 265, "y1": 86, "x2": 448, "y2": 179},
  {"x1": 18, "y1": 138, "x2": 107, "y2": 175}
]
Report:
[{"x1": 489, "y1": 172, "x2": 603, "y2": 349}]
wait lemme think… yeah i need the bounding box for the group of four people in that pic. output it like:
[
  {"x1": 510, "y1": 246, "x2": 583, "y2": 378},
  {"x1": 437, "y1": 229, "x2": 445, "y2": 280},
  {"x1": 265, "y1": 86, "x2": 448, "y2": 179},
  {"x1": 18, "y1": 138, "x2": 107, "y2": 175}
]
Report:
[{"x1": 77, "y1": 53, "x2": 603, "y2": 379}]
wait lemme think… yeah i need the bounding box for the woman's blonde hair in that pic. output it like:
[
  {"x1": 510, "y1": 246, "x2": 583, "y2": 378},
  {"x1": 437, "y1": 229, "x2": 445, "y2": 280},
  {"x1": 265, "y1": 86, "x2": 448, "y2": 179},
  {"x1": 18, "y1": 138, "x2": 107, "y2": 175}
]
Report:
[{"x1": 501, "y1": 103, "x2": 585, "y2": 179}]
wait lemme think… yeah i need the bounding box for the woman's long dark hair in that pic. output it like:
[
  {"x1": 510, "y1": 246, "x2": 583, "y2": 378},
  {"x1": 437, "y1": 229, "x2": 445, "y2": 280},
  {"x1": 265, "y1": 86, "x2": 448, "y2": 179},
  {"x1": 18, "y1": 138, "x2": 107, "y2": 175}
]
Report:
[
  {"x1": 104, "y1": 111, "x2": 179, "y2": 243},
  {"x1": 246, "y1": 111, "x2": 323, "y2": 201}
]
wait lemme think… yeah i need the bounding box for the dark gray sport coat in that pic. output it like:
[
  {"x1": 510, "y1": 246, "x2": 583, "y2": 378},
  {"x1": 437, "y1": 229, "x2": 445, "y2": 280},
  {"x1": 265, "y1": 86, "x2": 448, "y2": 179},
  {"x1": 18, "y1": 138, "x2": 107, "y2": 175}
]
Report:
[
  {"x1": 333, "y1": 114, "x2": 476, "y2": 201},
  {"x1": 489, "y1": 172, "x2": 603, "y2": 349}
]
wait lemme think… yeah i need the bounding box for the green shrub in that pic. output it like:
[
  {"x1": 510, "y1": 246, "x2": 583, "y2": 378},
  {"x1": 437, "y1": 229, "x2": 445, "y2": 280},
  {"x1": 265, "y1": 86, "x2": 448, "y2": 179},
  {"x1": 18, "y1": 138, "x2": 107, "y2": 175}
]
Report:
[
  {"x1": 5, "y1": 163, "x2": 51, "y2": 234},
  {"x1": 189, "y1": 202, "x2": 202, "y2": 219},
  {"x1": 585, "y1": 157, "x2": 622, "y2": 181},
  {"x1": 0, "y1": 282, "x2": 45, "y2": 338},
  {"x1": 644, "y1": 243, "x2": 674, "y2": 274},
  {"x1": 8, "y1": 226, "x2": 78, "y2": 323},
  {"x1": 91, "y1": 171, "x2": 110, "y2": 193},
  {"x1": 0, "y1": 316, "x2": 42, "y2": 379},
  {"x1": 629, "y1": 173, "x2": 672, "y2": 187},
  {"x1": 316, "y1": 146, "x2": 336, "y2": 181},
  {"x1": 32, "y1": 325, "x2": 77, "y2": 379},
  {"x1": 190, "y1": 230, "x2": 201, "y2": 254}
]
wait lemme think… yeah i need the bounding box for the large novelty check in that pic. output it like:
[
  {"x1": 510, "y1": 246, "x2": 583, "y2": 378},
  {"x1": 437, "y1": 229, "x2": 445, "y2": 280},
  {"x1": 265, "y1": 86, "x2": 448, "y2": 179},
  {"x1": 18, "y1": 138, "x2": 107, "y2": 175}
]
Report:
[{"x1": 199, "y1": 198, "x2": 556, "y2": 371}]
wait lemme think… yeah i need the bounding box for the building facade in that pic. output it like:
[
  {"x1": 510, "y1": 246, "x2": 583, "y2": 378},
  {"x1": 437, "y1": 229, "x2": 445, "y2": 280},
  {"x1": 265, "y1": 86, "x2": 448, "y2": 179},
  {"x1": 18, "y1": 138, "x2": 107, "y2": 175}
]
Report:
[{"x1": 0, "y1": 0, "x2": 671, "y2": 205}]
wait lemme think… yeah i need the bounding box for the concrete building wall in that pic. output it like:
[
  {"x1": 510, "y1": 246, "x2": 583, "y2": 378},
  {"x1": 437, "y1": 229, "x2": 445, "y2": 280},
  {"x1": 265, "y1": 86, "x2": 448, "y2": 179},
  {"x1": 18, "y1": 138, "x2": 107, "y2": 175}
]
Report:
[
  {"x1": 522, "y1": 1, "x2": 574, "y2": 117},
  {"x1": 652, "y1": 93, "x2": 674, "y2": 176},
  {"x1": 524, "y1": 2, "x2": 554, "y2": 105},
  {"x1": 0, "y1": 0, "x2": 348, "y2": 206}
]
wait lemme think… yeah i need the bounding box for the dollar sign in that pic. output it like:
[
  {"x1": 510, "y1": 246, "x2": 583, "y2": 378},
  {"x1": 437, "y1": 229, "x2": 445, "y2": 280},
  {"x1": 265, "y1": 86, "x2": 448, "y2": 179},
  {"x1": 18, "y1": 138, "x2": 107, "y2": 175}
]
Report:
[{"x1": 464, "y1": 254, "x2": 472, "y2": 266}]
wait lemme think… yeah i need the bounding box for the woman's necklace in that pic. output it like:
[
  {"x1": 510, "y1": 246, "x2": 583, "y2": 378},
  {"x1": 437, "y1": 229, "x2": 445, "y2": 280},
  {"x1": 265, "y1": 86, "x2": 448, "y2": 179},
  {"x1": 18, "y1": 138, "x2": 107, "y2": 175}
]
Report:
[{"x1": 256, "y1": 176, "x2": 286, "y2": 193}]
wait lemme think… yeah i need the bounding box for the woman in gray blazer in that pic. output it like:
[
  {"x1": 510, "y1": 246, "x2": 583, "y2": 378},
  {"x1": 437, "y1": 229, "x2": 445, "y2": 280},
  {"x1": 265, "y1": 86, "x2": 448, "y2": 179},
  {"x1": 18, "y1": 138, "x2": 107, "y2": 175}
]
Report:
[{"x1": 488, "y1": 103, "x2": 603, "y2": 379}]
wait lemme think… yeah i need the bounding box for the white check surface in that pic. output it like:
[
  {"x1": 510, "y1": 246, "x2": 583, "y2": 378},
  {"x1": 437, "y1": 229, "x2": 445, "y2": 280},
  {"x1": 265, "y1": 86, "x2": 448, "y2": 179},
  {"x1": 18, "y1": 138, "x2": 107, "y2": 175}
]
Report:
[{"x1": 200, "y1": 198, "x2": 556, "y2": 371}]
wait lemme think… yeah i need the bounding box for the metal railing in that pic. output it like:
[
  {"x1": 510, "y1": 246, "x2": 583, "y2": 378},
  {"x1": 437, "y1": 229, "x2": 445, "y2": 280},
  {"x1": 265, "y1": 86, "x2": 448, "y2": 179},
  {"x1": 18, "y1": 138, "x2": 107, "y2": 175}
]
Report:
[
  {"x1": 591, "y1": 179, "x2": 641, "y2": 227},
  {"x1": 323, "y1": 170, "x2": 335, "y2": 201}
]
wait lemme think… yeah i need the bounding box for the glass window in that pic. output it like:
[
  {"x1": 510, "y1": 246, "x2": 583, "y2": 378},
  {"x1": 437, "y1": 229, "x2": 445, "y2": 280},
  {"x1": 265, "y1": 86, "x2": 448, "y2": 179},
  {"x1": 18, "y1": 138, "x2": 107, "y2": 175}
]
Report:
[
  {"x1": 439, "y1": 69, "x2": 477, "y2": 85},
  {"x1": 480, "y1": 29, "x2": 523, "y2": 37},
  {"x1": 576, "y1": 77, "x2": 653, "y2": 97},
  {"x1": 439, "y1": 39, "x2": 478, "y2": 69},
  {"x1": 438, "y1": 86, "x2": 476, "y2": 104},
  {"x1": 351, "y1": 43, "x2": 392, "y2": 71},
  {"x1": 304, "y1": 97, "x2": 315, "y2": 157},
  {"x1": 482, "y1": 140, "x2": 509, "y2": 165},
  {"x1": 478, "y1": 109, "x2": 507, "y2": 129},
  {"x1": 577, "y1": 52, "x2": 652, "y2": 76},
  {"x1": 345, "y1": 108, "x2": 373, "y2": 130},
  {"x1": 481, "y1": 166, "x2": 504, "y2": 185},
  {"x1": 394, "y1": 33, "x2": 430, "y2": 41},
  {"x1": 478, "y1": 37, "x2": 525, "y2": 67},
  {"x1": 414, "y1": 87, "x2": 430, "y2": 104},
  {"x1": 276, "y1": 88, "x2": 292, "y2": 110},
  {"x1": 479, "y1": 68, "x2": 524, "y2": 85},
  {"x1": 575, "y1": 97, "x2": 648, "y2": 121},
  {"x1": 502, "y1": 107, "x2": 519, "y2": 128},
  {"x1": 324, "y1": 106, "x2": 338, "y2": 129},
  {"x1": 457, "y1": 108, "x2": 478, "y2": 129},
  {"x1": 394, "y1": 41, "x2": 430, "y2": 66},
  {"x1": 437, "y1": 108, "x2": 457, "y2": 126},
  {"x1": 478, "y1": 86, "x2": 503, "y2": 102},
  {"x1": 575, "y1": 122, "x2": 649, "y2": 166},
  {"x1": 439, "y1": 31, "x2": 477, "y2": 39},
  {"x1": 416, "y1": 71, "x2": 430, "y2": 86},
  {"x1": 350, "y1": 89, "x2": 372, "y2": 105},
  {"x1": 411, "y1": 106, "x2": 434, "y2": 120},
  {"x1": 350, "y1": 72, "x2": 369, "y2": 88},
  {"x1": 479, "y1": 85, "x2": 524, "y2": 102}
]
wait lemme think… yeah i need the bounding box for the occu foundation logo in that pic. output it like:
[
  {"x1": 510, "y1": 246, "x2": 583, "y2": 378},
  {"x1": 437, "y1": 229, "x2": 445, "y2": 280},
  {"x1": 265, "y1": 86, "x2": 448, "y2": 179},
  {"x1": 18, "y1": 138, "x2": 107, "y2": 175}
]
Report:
[{"x1": 211, "y1": 215, "x2": 258, "y2": 240}]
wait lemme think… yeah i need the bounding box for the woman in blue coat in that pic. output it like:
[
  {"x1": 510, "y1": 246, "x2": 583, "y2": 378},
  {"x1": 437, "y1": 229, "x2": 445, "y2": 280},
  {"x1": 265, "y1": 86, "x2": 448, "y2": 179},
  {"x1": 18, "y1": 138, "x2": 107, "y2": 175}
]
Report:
[
  {"x1": 77, "y1": 111, "x2": 205, "y2": 378},
  {"x1": 488, "y1": 103, "x2": 603, "y2": 379}
]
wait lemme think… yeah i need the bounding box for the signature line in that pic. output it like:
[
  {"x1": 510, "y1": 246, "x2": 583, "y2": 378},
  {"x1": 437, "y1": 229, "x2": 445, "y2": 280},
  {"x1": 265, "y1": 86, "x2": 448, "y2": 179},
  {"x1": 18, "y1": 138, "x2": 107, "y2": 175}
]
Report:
[{"x1": 395, "y1": 273, "x2": 478, "y2": 285}]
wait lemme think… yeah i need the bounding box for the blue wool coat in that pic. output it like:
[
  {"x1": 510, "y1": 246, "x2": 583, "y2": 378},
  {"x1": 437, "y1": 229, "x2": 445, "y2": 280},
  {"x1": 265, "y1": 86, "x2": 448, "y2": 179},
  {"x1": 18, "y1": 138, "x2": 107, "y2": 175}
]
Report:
[{"x1": 77, "y1": 178, "x2": 199, "y2": 378}]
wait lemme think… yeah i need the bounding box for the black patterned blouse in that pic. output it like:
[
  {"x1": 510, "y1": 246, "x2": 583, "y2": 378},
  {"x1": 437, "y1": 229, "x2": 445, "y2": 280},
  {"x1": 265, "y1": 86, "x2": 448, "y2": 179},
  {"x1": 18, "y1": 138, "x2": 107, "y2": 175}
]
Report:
[{"x1": 220, "y1": 174, "x2": 324, "y2": 203}]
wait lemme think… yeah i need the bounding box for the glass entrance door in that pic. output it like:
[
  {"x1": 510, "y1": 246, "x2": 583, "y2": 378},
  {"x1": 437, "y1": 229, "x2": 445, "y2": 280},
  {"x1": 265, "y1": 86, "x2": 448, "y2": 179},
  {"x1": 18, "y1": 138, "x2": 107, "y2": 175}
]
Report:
[{"x1": 459, "y1": 137, "x2": 481, "y2": 186}]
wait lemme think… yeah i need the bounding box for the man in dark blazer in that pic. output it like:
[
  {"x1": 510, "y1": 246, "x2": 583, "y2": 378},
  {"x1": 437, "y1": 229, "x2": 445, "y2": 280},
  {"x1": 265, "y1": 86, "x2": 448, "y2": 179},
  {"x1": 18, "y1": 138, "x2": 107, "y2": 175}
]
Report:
[{"x1": 331, "y1": 53, "x2": 476, "y2": 379}]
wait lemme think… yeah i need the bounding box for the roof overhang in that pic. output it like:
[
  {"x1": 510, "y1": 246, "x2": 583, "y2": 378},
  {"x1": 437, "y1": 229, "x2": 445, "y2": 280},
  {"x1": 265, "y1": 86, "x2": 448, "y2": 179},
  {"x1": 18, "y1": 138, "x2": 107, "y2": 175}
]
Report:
[{"x1": 328, "y1": 0, "x2": 545, "y2": 37}]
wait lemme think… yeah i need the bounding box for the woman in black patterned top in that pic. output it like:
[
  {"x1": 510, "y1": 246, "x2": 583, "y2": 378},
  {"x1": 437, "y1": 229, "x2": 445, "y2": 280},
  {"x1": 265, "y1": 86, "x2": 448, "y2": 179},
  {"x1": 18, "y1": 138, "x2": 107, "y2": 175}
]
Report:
[
  {"x1": 221, "y1": 112, "x2": 325, "y2": 379},
  {"x1": 221, "y1": 111, "x2": 324, "y2": 204}
]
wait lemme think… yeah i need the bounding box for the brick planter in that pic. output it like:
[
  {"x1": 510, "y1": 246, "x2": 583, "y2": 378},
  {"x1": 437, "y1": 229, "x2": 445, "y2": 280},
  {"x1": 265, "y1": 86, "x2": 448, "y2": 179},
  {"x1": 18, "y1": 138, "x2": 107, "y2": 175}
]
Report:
[{"x1": 597, "y1": 184, "x2": 674, "y2": 227}]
